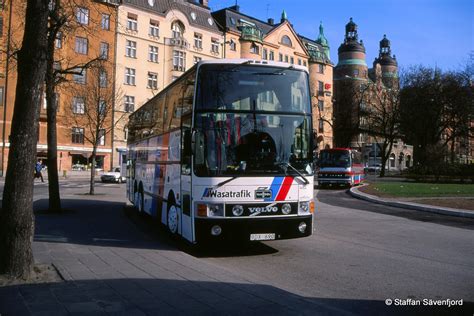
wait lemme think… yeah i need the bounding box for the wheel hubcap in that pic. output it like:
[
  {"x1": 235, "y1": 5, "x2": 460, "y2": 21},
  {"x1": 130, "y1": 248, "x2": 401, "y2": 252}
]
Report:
[{"x1": 168, "y1": 205, "x2": 178, "y2": 234}]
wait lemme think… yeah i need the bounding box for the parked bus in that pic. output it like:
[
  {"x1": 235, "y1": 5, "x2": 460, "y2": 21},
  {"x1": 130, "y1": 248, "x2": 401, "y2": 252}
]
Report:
[
  {"x1": 126, "y1": 59, "x2": 315, "y2": 244},
  {"x1": 317, "y1": 148, "x2": 365, "y2": 187}
]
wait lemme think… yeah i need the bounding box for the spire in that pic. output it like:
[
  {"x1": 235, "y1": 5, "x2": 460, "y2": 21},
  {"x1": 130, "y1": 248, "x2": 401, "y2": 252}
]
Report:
[
  {"x1": 316, "y1": 21, "x2": 330, "y2": 60},
  {"x1": 281, "y1": 10, "x2": 287, "y2": 22},
  {"x1": 345, "y1": 17, "x2": 358, "y2": 41},
  {"x1": 379, "y1": 34, "x2": 391, "y2": 56}
]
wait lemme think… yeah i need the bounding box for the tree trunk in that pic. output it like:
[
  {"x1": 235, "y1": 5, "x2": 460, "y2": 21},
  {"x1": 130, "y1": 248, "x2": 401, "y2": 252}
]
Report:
[
  {"x1": 46, "y1": 61, "x2": 61, "y2": 212},
  {"x1": 0, "y1": 0, "x2": 49, "y2": 279},
  {"x1": 89, "y1": 150, "x2": 96, "y2": 195}
]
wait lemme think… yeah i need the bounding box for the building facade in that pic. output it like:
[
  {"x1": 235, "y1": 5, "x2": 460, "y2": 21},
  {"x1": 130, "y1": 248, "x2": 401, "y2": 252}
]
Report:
[
  {"x1": 112, "y1": 0, "x2": 222, "y2": 168},
  {"x1": 0, "y1": 0, "x2": 117, "y2": 174},
  {"x1": 333, "y1": 18, "x2": 413, "y2": 169},
  {"x1": 212, "y1": 6, "x2": 334, "y2": 150}
]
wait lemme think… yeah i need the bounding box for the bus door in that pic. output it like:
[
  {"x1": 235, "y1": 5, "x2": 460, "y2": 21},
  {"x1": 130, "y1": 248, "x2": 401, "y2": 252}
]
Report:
[{"x1": 180, "y1": 115, "x2": 193, "y2": 242}]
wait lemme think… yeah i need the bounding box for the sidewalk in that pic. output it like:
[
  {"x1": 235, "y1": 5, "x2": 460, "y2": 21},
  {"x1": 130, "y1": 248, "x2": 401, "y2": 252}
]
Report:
[
  {"x1": 350, "y1": 185, "x2": 474, "y2": 219},
  {"x1": 0, "y1": 196, "x2": 341, "y2": 315}
]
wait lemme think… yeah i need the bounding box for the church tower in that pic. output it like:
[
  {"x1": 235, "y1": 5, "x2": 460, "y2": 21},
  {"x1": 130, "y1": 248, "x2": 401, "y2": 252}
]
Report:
[
  {"x1": 373, "y1": 34, "x2": 398, "y2": 88},
  {"x1": 333, "y1": 18, "x2": 369, "y2": 148}
]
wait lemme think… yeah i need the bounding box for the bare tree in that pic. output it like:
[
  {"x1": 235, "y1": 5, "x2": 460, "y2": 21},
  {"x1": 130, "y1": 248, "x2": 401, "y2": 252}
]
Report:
[
  {"x1": 66, "y1": 61, "x2": 123, "y2": 195},
  {"x1": 44, "y1": 0, "x2": 114, "y2": 211},
  {"x1": 360, "y1": 82, "x2": 401, "y2": 177},
  {"x1": 0, "y1": 0, "x2": 49, "y2": 279}
]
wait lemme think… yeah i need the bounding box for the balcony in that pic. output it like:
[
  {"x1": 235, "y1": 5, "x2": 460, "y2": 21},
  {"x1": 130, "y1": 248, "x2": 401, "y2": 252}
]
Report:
[
  {"x1": 239, "y1": 25, "x2": 263, "y2": 43},
  {"x1": 165, "y1": 37, "x2": 190, "y2": 50}
]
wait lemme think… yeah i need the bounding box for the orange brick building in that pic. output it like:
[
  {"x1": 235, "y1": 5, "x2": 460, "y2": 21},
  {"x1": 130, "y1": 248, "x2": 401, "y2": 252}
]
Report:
[{"x1": 0, "y1": 0, "x2": 117, "y2": 174}]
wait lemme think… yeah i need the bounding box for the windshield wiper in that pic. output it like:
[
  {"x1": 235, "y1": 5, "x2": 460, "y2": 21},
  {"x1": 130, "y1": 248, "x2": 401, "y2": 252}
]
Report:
[
  {"x1": 216, "y1": 176, "x2": 238, "y2": 188},
  {"x1": 278, "y1": 162, "x2": 310, "y2": 185}
]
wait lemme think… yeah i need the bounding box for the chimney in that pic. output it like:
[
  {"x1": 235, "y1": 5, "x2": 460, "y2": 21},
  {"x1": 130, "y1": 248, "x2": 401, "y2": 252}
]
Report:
[
  {"x1": 199, "y1": 0, "x2": 209, "y2": 7},
  {"x1": 267, "y1": 18, "x2": 274, "y2": 25}
]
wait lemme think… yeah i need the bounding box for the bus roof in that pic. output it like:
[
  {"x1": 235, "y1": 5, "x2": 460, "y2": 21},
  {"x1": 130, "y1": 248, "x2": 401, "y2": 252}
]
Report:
[{"x1": 197, "y1": 59, "x2": 309, "y2": 73}]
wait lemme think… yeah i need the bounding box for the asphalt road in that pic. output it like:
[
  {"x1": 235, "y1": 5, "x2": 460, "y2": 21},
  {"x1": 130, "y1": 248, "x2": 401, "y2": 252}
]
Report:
[{"x1": 2, "y1": 179, "x2": 473, "y2": 315}]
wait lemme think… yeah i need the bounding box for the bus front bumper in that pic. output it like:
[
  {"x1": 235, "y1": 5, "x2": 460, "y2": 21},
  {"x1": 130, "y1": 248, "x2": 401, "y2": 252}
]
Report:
[{"x1": 195, "y1": 215, "x2": 313, "y2": 243}]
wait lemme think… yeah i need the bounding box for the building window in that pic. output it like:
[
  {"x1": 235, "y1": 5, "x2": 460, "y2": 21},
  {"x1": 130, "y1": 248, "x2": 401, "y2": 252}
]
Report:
[
  {"x1": 298, "y1": 59, "x2": 301, "y2": 65},
  {"x1": 125, "y1": 40, "x2": 136, "y2": 58},
  {"x1": 318, "y1": 63, "x2": 324, "y2": 74},
  {"x1": 73, "y1": 68, "x2": 86, "y2": 84},
  {"x1": 171, "y1": 21, "x2": 183, "y2": 38},
  {"x1": 353, "y1": 69, "x2": 359, "y2": 76},
  {"x1": 98, "y1": 129, "x2": 105, "y2": 146},
  {"x1": 72, "y1": 97, "x2": 85, "y2": 114},
  {"x1": 55, "y1": 32, "x2": 62, "y2": 48},
  {"x1": 76, "y1": 7, "x2": 89, "y2": 25},
  {"x1": 250, "y1": 43, "x2": 259, "y2": 54},
  {"x1": 124, "y1": 128, "x2": 129, "y2": 141},
  {"x1": 75, "y1": 36, "x2": 88, "y2": 55},
  {"x1": 148, "y1": 45, "x2": 158, "y2": 63},
  {"x1": 290, "y1": 56, "x2": 294, "y2": 64},
  {"x1": 193, "y1": 56, "x2": 202, "y2": 64},
  {"x1": 127, "y1": 13, "x2": 138, "y2": 31},
  {"x1": 98, "y1": 100, "x2": 106, "y2": 116},
  {"x1": 71, "y1": 127, "x2": 84, "y2": 144},
  {"x1": 194, "y1": 33, "x2": 202, "y2": 49},
  {"x1": 229, "y1": 40, "x2": 236, "y2": 51},
  {"x1": 99, "y1": 42, "x2": 109, "y2": 60},
  {"x1": 99, "y1": 70, "x2": 107, "y2": 88},
  {"x1": 124, "y1": 95, "x2": 135, "y2": 112},
  {"x1": 284, "y1": 55, "x2": 289, "y2": 63},
  {"x1": 211, "y1": 38, "x2": 219, "y2": 53},
  {"x1": 318, "y1": 81, "x2": 324, "y2": 95},
  {"x1": 281, "y1": 35, "x2": 292, "y2": 46},
  {"x1": 279, "y1": 53, "x2": 283, "y2": 62},
  {"x1": 269, "y1": 50, "x2": 274, "y2": 61},
  {"x1": 173, "y1": 50, "x2": 185, "y2": 71},
  {"x1": 318, "y1": 100, "x2": 324, "y2": 111},
  {"x1": 319, "y1": 119, "x2": 324, "y2": 132},
  {"x1": 101, "y1": 14, "x2": 110, "y2": 30},
  {"x1": 0, "y1": 87, "x2": 3, "y2": 106},
  {"x1": 124, "y1": 68, "x2": 136, "y2": 85},
  {"x1": 147, "y1": 72, "x2": 158, "y2": 89},
  {"x1": 303, "y1": 61, "x2": 307, "y2": 67},
  {"x1": 149, "y1": 19, "x2": 159, "y2": 37}
]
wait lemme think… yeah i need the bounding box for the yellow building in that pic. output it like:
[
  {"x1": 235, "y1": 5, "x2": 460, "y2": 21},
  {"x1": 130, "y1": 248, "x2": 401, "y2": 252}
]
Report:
[
  {"x1": 212, "y1": 6, "x2": 334, "y2": 150},
  {"x1": 113, "y1": 0, "x2": 223, "y2": 167}
]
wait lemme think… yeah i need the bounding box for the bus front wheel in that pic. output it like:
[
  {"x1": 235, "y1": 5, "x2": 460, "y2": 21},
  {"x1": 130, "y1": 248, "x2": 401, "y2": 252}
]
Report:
[{"x1": 167, "y1": 203, "x2": 179, "y2": 235}]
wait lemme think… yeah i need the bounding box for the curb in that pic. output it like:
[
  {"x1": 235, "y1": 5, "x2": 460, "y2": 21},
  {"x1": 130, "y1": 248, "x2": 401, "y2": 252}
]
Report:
[{"x1": 349, "y1": 185, "x2": 474, "y2": 219}]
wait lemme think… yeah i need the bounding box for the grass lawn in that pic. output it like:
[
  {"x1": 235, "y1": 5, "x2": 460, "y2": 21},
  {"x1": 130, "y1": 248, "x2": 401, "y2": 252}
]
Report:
[{"x1": 361, "y1": 182, "x2": 474, "y2": 198}]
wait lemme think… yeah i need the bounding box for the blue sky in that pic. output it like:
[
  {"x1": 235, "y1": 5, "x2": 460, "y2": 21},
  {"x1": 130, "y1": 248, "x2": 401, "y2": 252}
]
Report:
[{"x1": 210, "y1": 0, "x2": 473, "y2": 71}]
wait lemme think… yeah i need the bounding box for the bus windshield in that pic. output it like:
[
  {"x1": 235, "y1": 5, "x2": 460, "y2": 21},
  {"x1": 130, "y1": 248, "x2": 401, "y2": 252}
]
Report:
[
  {"x1": 194, "y1": 113, "x2": 312, "y2": 176},
  {"x1": 196, "y1": 64, "x2": 311, "y2": 113},
  {"x1": 319, "y1": 150, "x2": 351, "y2": 168}
]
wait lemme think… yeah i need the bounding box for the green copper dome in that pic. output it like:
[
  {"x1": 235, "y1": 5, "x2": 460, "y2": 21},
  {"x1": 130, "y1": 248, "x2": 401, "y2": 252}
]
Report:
[{"x1": 316, "y1": 21, "x2": 330, "y2": 60}]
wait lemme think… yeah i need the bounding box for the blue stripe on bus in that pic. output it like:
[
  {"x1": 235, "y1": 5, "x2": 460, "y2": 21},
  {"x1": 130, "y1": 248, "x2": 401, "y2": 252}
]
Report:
[{"x1": 265, "y1": 177, "x2": 284, "y2": 201}]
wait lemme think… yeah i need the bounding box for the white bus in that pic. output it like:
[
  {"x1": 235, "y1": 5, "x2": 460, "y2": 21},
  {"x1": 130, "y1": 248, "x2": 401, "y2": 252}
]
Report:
[{"x1": 127, "y1": 59, "x2": 315, "y2": 244}]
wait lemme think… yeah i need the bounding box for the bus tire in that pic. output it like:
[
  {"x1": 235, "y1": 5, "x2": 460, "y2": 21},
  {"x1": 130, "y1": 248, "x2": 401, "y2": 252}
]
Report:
[{"x1": 167, "y1": 200, "x2": 179, "y2": 235}]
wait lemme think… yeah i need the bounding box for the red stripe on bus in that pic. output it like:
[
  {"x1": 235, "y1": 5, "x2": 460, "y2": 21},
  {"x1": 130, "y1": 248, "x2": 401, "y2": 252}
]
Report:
[{"x1": 276, "y1": 177, "x2": 294, "y2": 201}]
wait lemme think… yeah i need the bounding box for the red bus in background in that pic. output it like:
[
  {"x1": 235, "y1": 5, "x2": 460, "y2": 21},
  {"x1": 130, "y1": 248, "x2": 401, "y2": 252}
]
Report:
[{"x1": 317, "y1": 148, "x2": 365, "y2": 187}]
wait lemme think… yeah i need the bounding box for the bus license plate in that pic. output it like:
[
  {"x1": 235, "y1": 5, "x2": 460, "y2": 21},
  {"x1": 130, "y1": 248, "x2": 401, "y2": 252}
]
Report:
[{"x1": 250, "y1": 233, "x2": 275, "y2": 241}]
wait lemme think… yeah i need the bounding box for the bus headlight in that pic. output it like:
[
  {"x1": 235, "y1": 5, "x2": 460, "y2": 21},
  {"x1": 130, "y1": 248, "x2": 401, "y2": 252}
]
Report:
[
  {"x1": 282, "y1": 203, "x2": 292, "y2": 215},
  {"x1": 298, "y1": 201, "x2": 314, "y2": 214},
  {"x1": 232, "y1": 205, "x2": 244, "y2": 216},
  {"x1": 208, "y1": 204, "x2": 224, "y2": 217},
  {"x1": 196, "y1": 203, "x2": 224, "y2": 217}
]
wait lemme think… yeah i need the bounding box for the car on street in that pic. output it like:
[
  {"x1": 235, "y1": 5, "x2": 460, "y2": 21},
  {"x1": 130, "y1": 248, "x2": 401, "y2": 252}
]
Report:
[{"x1": 101, "y1": 167, "x2": 126, "y2": 183}]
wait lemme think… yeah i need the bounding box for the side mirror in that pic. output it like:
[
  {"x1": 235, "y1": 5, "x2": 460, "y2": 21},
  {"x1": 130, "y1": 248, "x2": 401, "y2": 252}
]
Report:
[
  {"x1": 183, "y1": 130, "x2": 191, "y2": 157},
  {"x1": 192, "y1": 130, "x2": 205, "y2": 165}
]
